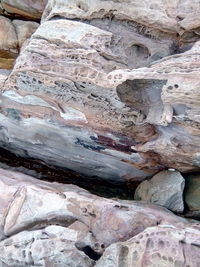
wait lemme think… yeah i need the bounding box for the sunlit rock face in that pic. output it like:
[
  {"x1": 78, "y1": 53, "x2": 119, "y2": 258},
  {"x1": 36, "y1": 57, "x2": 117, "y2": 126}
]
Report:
[
  {"x1": 0, "y1": 168, "x2": 190, "y2": 266},
  {"x1": 1, "y1": 0, "x2": 200, "y2": 182}
]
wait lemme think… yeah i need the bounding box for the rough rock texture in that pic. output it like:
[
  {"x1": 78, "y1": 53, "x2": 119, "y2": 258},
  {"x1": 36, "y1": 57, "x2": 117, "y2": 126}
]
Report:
[
  {"x1": 0, "y1": 226, "x2": 95, "y2": 267},
  {"x1": 96, "y1": 224, "x2": 200, "y2": 267},
  {"x1": 0, "y1": 168, "x2": 189, "y2": 266},
  {"x1": 1, "y1": 0, "x2": 200, "y2": 182},
  {"x1": 134, "y1": 170, "x2": 185, "y2": 213},
  {"x1": 0, "y1": 0, "x2": 47, "y2": 19},
  {"x1": 185, "y1": 174, "x2": 200, "y2": 211},
  {"x1": 0, "y1": 16, "x2": 39, "y2": 69}
]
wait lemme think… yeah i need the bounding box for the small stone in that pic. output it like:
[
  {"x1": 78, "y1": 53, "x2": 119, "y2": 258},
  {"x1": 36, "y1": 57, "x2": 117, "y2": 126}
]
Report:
[{"x1": 134, "y1": 170, "x2": 185, "y2": 213}]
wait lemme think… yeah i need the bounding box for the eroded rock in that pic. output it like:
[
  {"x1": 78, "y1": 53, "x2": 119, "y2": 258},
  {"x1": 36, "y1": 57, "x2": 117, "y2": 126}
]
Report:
[
  {"x1": 0, "y1": 226, "x2": 95, "y2": 267},
  {"x1": 134, "y1": 170, "x2": 185, "y2": 213},
  {"x1": 0, "y1": 168, "x2": 189, "y2": 265},
  {"x1": 0, "y1": 0, "x2": 200, "y2": 182},
  {"x1": 96, "y1": 224, "x2": 200, "y2": 267}
]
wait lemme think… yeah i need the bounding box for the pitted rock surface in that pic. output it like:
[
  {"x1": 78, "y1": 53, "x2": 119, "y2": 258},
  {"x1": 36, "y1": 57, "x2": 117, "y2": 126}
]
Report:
[
  {"x1": 0, "y1": 0, "x2": 200, "y2": 181},
  {"x1": 96, "y1": 224, "x2": 200, "y2": 267},
  {"x1": 0, "y1": 168, "x2": 191, "y2": 266}
]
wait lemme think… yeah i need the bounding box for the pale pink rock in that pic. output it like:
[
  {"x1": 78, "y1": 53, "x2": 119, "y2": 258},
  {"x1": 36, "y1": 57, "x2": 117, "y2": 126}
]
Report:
[
  {"x1": 96, "y1": 224, "x2": 200, "y2": 267},
  {"x1": 1, "y1": 0, "x2": 200, "y2": 181},
  {"x1": 0, "y1": 167, "x2": 190, "y2": 265}
]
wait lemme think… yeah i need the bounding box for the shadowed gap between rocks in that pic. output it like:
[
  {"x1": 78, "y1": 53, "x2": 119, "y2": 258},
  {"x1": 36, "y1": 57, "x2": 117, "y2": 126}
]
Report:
[
  {"x1": 76, "y1": 245, "x2": 102, "y2": 261},
  {"x1": 1, "y1": 138, "x2": 199, "y2": 220},
  {"x1": 0, "y1": 147, "x2": 139, "y2": 199}
]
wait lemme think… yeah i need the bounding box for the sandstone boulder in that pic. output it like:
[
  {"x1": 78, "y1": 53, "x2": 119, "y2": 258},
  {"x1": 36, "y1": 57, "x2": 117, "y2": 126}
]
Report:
[
  {"x1": 0, "y1": 167, "x2": 189, "y2": 265},
  {"x1": 134, "y1": 170, "x2": 185, "y2": 213},
  {"x1": 0, "y1": 0, "x2": 200, "y2": 182},
  {"x1": 96, "y1": 224, "x2": 200, "y2": 267},
  {"x1": 0, "y1": 226, "x2": 94, "y2": 267}
]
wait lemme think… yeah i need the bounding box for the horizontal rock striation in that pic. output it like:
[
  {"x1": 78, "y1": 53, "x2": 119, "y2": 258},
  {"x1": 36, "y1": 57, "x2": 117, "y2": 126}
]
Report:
[{"x1": 0, "y1": 0, "x2": 200, "y2": 182}]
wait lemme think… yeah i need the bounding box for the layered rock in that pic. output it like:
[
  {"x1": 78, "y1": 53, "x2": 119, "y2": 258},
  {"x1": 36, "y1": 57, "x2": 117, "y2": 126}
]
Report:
[
  {"x1": 134, "y1": 170, "x2": 185, "y2": 213},
  {"x1": 0, "y1": 0, "x2": 200, "y2": 182},
  {"x1": 0, "y1": 168, "x2": 189, "y2": 265}
]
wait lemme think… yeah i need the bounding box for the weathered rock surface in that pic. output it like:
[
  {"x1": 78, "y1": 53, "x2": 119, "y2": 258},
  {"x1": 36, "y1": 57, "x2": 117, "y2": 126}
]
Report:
[
  {"x1": 0, "y1": 226, "x2": 95, "y2": 267},
  {"x1": 0, "y1": 167, "x2": 190, "y2": 265},
  {"x1": 185, "y1": 174, "x2": 200, "y2": 211},
  {"x1": 0, "y1": 0, "x2": 47, "y2": 19},
  {"x1": 96, "y1": 224, "x2": 200, "y2": 267},
  {"x1": 134, "y1": 170, "x2": 185, "y2": 213},
  {"x1": 1, "y1": 0, "x2": 200, "y2": 182}
]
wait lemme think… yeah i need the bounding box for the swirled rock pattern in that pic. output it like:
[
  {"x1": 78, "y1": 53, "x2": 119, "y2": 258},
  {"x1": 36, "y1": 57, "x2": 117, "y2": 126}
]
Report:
[{"x1": 0, "y1": 1, "x2": 200, "y2": 181}]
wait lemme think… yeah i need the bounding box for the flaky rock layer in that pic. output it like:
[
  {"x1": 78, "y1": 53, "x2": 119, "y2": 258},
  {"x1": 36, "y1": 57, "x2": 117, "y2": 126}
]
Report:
[{"x1": 0, "y1": 0, "x2": 200, "y2": 182}]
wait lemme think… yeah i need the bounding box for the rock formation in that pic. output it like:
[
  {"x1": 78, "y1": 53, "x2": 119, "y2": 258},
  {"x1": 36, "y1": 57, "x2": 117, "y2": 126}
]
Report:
[
  {"x1": 0, "y1": 168, "x2": 190, "y2": 266},
  {"x1": 0, "y1": 0, "x2": 200, "y2": 265},
  {"x1": 134, "y1": 170, "x2": 185, "y2": 213},
  {"x1": 96, "y1": 224, "x2": 200, "y2": 267},
  {"x1": 0, "y1": 0, "x2": 200, "y2": 182}
]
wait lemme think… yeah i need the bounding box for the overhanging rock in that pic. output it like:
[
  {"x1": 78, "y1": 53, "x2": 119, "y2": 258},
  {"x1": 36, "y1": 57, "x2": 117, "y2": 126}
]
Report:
[{"x1": 1, "y1": 0, "x2": 200, "y2": 182}]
